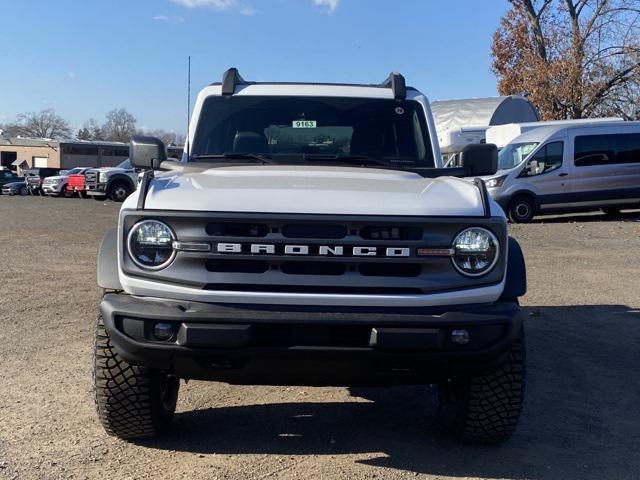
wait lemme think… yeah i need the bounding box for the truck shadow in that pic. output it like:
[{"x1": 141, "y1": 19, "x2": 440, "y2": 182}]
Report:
[{"x1": 139, "y1": 304, "x2": 640, "y2": 480}]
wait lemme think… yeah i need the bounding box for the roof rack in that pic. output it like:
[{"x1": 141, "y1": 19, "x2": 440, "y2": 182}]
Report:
[
  {"x1": 219, "y1": 67, "x2": 407, "y2": 99},
  {"x1": 380, "y1": 72, "x2": 406, "y2": 100},
  {"x1": 221, "y1": 67, "x2": 248, "y2": 95}
]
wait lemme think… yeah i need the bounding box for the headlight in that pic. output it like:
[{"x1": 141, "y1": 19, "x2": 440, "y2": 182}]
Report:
[
  {"x1": 99, "y1": 172, "x2": 108, "y2": 182},
  {"x1": 451, "y1": 227, "x2": 499, "y2": 277},
  {"x1": 127, "y1": 220, "x2": 175, "y2": 269},
  {"x1": 485, "y1": 175, "x2": 507, "y2": 188}
]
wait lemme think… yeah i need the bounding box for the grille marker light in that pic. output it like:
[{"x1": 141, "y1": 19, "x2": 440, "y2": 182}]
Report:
[
  {"x1": 416, "y1": 248, "x2": 455, "y2": 257},
  {"x1": 172, "y1": 241, "x2": 212, "y2": 252}
]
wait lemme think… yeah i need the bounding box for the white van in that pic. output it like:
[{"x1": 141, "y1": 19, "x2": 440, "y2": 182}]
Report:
[
  {"x1": 486, "y1": 118, "x2": 623, "y2": 149},
  {"x1": 481, "y1": 121, "x2": 640, "y2": 222}
]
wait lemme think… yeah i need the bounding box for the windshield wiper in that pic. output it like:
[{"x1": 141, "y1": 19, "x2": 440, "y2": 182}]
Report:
[
  {"x1": 191, "y1": 153, "x2": 276, "y2": 164},
  {"x1": 301, "y1": 154, "x2": 392, "y2": 168}
]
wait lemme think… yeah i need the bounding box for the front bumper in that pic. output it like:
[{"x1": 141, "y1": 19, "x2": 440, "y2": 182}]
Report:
[
  {"x1": 100, "y1": 294, "x2": 524, "y2": 386},
  {"x1": 42, "y1": 184, "x2": 63, "y2": 194},
  {"x1": 86, "y1": 183, "x2": 107, "y2": 195}
]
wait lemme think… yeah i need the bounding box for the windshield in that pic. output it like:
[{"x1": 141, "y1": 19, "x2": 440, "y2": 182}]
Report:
[
  {"x1": 191, "y1": 96, "x2": 434, "y2": 168},
  {"x1": 117, "y1": 159, "x2": 131, "y2": 169},
  {"x1": 498, "y1": 142, "x2": 539, "y2": 170}
]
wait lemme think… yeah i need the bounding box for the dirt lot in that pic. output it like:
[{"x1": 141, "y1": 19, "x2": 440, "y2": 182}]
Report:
[{"x1": 1, "y1": 196, "x2": 639, "y2": 480}]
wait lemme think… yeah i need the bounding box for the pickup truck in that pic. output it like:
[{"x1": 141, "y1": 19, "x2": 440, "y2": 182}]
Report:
[
  {"x1": 24, "y1": 168, "x2": 61, "y2": 195},
  {"x1": 84, "y1": 159, "x2": 137, "y2": 202}
]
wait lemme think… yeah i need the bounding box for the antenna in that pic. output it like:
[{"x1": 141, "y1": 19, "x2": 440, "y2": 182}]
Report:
[{"x1": 186, "y1": 55, "x2": 191, "y2": 160}]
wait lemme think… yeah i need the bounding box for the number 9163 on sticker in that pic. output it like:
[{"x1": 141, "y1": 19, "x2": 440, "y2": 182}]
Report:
[{"x1": 292, "y1": 120, "x2": 317, "y2": 128}]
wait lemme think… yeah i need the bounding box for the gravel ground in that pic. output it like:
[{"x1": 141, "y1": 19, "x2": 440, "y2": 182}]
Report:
[{"x1": 1, "y1": 196, "x2": 639, "y2": 480}]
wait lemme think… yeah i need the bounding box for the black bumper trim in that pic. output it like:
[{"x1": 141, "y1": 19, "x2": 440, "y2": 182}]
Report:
[{"x1": 99, "y1": 294, "x2": 523, "y2": 386}]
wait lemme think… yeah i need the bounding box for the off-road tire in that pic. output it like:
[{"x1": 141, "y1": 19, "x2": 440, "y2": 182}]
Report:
[
  {"x1": 436, "y1": 330, "x2": 525, "y2": 444},
  {"x1": 93, "y1": 315, "x2": 179, "y2": 439},
  {"x1": 108, "y1": 181, "x2": 132, "y2": 203},
  {"x1": 507, "y1": 196, "x2": 535, "y2": 223}
]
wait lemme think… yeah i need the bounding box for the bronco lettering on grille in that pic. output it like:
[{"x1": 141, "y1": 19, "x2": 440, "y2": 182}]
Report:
[{"x1": 216, "y1": 243, "x2": 411, "y2": 257}]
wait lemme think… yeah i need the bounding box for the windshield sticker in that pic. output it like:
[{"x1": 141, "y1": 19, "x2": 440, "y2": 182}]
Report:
[{"x1": 292, "y1": 120, "x2": 317, "y2": 129}]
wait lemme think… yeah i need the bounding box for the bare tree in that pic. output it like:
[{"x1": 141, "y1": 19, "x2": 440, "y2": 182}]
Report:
[
  {"x1": 77, "y1": 118, "x2": 104, "y2": 141},
  {"x1": 492, "y1": 0, "x2": 640, "y2": 120},
  {"x1": 102, "y1": 108, "x2": 137, "y2": 143},
  {"x1": 139, "y1": 129, "x2": 185, "y2": 146},
  {"x1": 7, "y1": 109, "x2": 72, "y2": 139}
]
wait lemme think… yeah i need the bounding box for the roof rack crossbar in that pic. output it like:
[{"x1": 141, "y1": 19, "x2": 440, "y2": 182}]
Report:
[
  {"x1": 381, "y1": 72, "x2": 406, "y2": 100},
  {"x1": 221, "y1": 67, "x2": 247, "y2": 95}
]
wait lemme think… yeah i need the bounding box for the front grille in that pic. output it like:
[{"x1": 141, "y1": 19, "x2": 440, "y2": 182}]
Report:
[
  {"x1": 84, "y1": 171, "x2": 98, "y2": 186},
  {"x1": 122, "y1": 212, "x2": 507, "y2": 295}
]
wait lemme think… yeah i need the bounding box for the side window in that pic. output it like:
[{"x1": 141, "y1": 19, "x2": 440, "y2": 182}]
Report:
[
  {"x1": 574, "y1": 134, "x2": 615, "y2": 167},
  {"x1": 522, "y1": 141, "x2": 564, "y2": 176},
  {"x1": 615, "y1": 133, "x2": 640, "y2": 164}
]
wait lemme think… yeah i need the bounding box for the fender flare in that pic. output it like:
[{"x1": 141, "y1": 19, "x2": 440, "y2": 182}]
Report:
[
  {"x1": 500, "y1": 236, "x2": 527, "y2": 301},
  {"x1": 97, "y1": 228, "x2": 122, "y2": 290}
]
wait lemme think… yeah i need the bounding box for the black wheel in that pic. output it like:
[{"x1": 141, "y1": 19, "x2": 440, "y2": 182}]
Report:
[
  {"x1": 601, "y1": 207, "x2": 622, "y2": 217},
  {"x1": 108, "y1": 182, "x2": 132, "y2": 202},
  {"x1": 507, "y1": 196, "x2": 535, "y2": 223},
  {"x1": 93, "y1": 314, "x2": 179, "y2": 439},
  {"x1": 436, "y1": 330, "x2": 525, "y2": 444},
  {"x1": 19, "y1": 186, "x2": 28, "y2": 196}
]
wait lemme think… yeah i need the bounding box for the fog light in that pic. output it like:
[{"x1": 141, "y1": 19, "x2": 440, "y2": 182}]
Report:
[
  {"x1": 451, "y1": 329, "x2": 470, "y2": 345},
  {"x1": 153, "y1": 323, "x2": 174, "y2": 341}
]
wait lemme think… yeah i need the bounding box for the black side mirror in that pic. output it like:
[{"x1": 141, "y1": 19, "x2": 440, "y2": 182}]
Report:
[
  {"x1": 459, "y1": 143, "x2": 498, "y2": 177},
  {"x1": 130, "y1": 136, "x2": 167, "y2": 170}
]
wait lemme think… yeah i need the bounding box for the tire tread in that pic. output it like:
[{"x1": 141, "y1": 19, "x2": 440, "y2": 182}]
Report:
[{"x1": 92, "y1": 315, "x2": 177, "y2": 439}]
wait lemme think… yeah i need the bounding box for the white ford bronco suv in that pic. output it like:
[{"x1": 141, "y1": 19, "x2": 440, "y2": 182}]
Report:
[{"x1": 93, "y1": 68, "x2": 527, "y2": 444}]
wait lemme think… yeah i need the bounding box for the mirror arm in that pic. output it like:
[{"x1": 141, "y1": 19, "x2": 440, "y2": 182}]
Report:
[
  {"x1": 136, "y1": 169, "x2": 155, "y2": 210},
  {"x1": 473, "y1": 178, "x2": 491, "y2": 218}
]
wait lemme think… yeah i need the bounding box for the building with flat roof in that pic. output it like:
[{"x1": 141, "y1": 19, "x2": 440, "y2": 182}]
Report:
[
  {"x1": 0, "y1": 136, "x2": 182, "y2": 172},
  {"x1": 0, "y1": 137, "x2": 129, "y2": 171}
]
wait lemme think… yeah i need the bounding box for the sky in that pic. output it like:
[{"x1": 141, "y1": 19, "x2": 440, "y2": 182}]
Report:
[{"x1": 0, "y1": 0, "x2": 509, "y2": 135}]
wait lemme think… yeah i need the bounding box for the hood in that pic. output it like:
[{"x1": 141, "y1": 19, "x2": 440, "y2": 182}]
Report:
[
  {"x1": 141, "y1": 165, "x2": 486, "y2": 216},
  {"x1": 44, "y1": 175, "x2": 68, "y2": 181}
]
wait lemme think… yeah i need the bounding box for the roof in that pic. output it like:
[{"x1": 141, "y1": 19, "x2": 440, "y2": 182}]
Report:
[
  {"x1": 199, "y1": 83, "x2": 423, "y2": 100},
  {"x1": 0, "y1": 137, "x2": 129, "y2": 148},
  {"x1": 431, "y1": 96, "x2": 540, "y2": 133},
  {"x1": 511, "y1": 120, "x2": 638, "y2": 144},
  {"x1": 0, "y1": 137, "x2": 60, "y2": 148}
]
